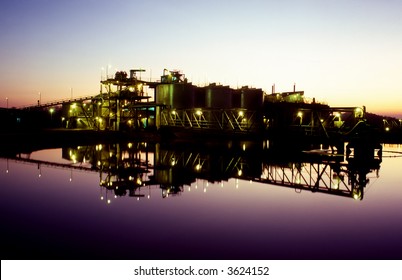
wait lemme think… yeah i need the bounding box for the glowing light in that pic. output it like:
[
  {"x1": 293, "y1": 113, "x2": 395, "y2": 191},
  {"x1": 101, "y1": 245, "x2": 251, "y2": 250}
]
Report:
[
  {"x1": 238, "y1": 169, "x2": 242, "y2": 176},
  {"x1": 100, "y1": 196, "x2": 104, "y2": 200},
  {"x1": 136, "y1": 178, "x2": 142, "y2": 185},
  {"x1": 107, "y1": 199, "x2": 111, "y2": 204},
  {"x1": 242, "y1": 143, "x2": 246, "y2": 151},
  {"x1": 238, "y1": 111, "x2": 244, "y2": 117},
  {"x1": 195, "y1": 109, "x2": 202, "y2": 116},
  {"x1": 71, "y1": 154, "x2": 77, "y2": 163},
  {"x1": 385, "y1": 127, "x2": 390, "y2": 132},
  {"x1": 335, "y1": 112, "x2": 341, "y2": 118},
  {"x1": 171, "y1": 110, "x2": 176, "y2": 115},
  {"x1": 195, "y1": 164, "x2": 202, "y2": 171},
  {"x1": 297, "y1": 111, "x2": 303, "y2": 117},
  {"x1": 128, "y1": 142, "x2": 133, "y2": 148},
  {"x1": 71, "y1": 103, "x2": 77, "y2": 109}
]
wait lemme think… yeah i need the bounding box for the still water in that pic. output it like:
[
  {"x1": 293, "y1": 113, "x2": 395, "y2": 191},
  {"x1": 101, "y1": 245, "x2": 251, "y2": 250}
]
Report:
[{"x1": 1, "y1": 140, "x2": 401, "y2": 260}]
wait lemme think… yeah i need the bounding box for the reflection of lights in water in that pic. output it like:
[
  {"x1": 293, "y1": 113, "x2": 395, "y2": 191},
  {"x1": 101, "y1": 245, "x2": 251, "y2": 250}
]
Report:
[
  {"x1": 221, "y1": 182, "x2": 223, "y2": 188},
  {"x1": 353, "y1": 190, "x2": 362, "y2": 200},
  {"x1": 236, "y1": 178, "x2": 239, "y2": 189},
  {"x1": 188, "y1": 187, "x2": 191, "y2": 192}
]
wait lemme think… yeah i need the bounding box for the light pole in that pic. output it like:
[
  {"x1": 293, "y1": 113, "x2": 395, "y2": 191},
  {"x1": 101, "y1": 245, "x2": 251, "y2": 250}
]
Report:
[{"x1": 38, "y1": 92, "x2": 41, "y2": 105}]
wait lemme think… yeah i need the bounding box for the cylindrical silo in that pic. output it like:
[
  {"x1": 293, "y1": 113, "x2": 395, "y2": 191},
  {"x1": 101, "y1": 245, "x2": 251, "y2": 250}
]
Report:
[
  {"x1": 156, "y1": 83, "x2": 195, "y2": 109},
  {"x1": 205, "y1": 84, "x2": 233, "y2": 109},
  {"x1": 239, "y1": 87, "x2": 263, "y2": 110}
]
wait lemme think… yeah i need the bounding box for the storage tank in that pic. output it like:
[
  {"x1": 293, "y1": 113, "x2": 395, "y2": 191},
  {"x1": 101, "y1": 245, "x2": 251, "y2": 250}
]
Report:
[
  {"x1": 231, "y1": 90, "x2": 241, "y2": 108},
  {"x1": 238, "y1": 87, "x2": 263, "y2": 110},
  {"x1": 156, "y1": 83, "x2": 195, "y2": 109},
  {"x1": 194, "y1": 86, "x2": 206, "y2": 108},
  {"x1": 205, "y1": 84, "x2": 233, "y2": 109}
]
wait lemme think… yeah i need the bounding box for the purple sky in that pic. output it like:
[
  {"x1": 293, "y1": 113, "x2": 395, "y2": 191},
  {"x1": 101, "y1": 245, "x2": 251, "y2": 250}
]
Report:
[{"x1": 1, "y1": 0, "x2": 401, "y2": 117}]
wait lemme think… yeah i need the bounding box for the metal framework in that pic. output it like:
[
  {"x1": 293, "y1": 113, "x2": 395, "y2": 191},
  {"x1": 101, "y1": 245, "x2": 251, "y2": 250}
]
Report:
[{"x1": 160, "y1": 108, "x2": 261, "y2": 132}]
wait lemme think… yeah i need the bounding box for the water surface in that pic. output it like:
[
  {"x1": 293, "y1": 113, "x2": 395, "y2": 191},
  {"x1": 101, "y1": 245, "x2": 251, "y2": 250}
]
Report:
[{"x1": 1, "y1": 142, "x2": 401, "y2": 259}]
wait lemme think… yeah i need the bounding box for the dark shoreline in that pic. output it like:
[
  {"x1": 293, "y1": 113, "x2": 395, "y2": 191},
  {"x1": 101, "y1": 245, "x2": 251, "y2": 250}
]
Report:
[{"x1": 0, "y1": 128, "x2": 400, "y2": 156}]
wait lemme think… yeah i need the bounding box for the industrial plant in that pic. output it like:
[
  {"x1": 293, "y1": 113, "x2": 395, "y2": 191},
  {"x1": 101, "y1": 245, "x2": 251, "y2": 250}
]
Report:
[{"x1": 1, "y1": 68, "x2": 401, "y2": 150}]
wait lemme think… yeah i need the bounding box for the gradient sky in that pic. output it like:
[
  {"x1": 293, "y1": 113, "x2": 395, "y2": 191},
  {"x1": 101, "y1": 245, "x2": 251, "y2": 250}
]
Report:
[{"x1": 1, "y1": 0, "x2": 401, "y2": 117}]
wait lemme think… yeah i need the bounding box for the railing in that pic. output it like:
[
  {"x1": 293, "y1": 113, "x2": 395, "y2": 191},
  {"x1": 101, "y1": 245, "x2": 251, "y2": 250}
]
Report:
[{"x1": 19, "y1": 95, "x2": 98, "y2": 109}]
